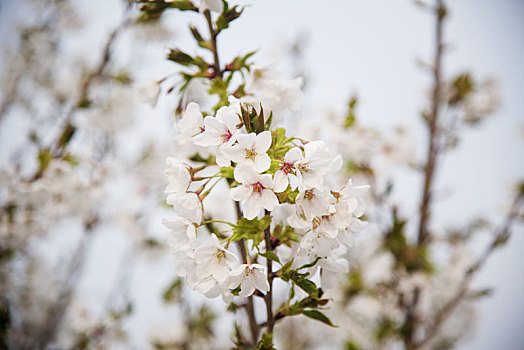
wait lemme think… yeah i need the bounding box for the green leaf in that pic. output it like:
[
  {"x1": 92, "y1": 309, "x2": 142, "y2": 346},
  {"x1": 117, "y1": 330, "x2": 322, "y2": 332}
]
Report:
[
  {"x1": 257, "y1": 332, "x2": 275, "y2": 350},
  {"x1": 162, "y1": 278, "x2": 183, "y2": 303},
  {"x1": 167, "y1": 48, "x2": 194, "y2": 66},
  {"x1": 276, "y1": 260, "x2": 294, "y2": 281},
  {"x1": 166, "y1": 0, "x2": 198, "y2": 11},
  {"x1": 293, "y1": 277, "x2": 319, "y2": 299},
  {"x1": 231, "y1": 216, "x2": 271, "y2": 247},
  {"x1": 219, "y1": 166, "x2": 234, "y2": 179},
  {"x1": 344, "y1": 96, "x2": 358, "y2": 129},
  {"x1": 37, "y1": 149, "x2": 53, "y2": 175},
  {"x1": 297, "y1": 257, "x2": 322, "y2": 270},
  {"x1": 302, "y1": 310, "x2": 337, "y2": 327},
  {"x1": 216, "y1": 5, "x2": 243, "y2": 33},
  {"x1": 260, "y1": 251, "x2": 281, "y2": 265}
]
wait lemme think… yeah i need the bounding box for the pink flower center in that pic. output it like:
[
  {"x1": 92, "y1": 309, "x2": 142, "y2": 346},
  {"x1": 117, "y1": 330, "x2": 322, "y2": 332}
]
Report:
[
  {"x1": 252, "y1": 181, "x2": 264, "y2": 193},
  {"x1": 221, "y1": 130, "x2": 233, "y2": 143},
  {"x1": 281, "y1": 162, "x2": 294, "y2": 174}
]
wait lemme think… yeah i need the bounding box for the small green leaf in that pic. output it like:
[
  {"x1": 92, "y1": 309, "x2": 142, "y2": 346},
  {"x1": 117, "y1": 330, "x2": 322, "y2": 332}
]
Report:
[
  {"x1": 167, "y1": 48, "x2": 194, "y2": 66},
  {"x1": 162, "y1": 278, "x2": 183, "y2": 303},
  {"x1": 219, "y1": 166, "x2": 234, "y2": 179},
  {"x1": 260, "y1": 251, "x2": 281, "y2": 265},
  {"x1": 297, "y1": 257, "x2": 322, "y2": 270},
  {"x1": 302, "y1": 310, "x2": 337, "y2": 327},
  {"x1": 294, "y1": 277, "x2": 319, "y2": 299}
]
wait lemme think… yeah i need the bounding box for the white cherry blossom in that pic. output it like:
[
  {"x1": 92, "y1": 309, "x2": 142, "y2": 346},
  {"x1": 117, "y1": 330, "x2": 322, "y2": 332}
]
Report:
[
  {"x1": 319, "y1": 256, "x2": 349, "y2": 289},
  {"x1": 274, "y1": 147, "x2": 301, "y2": 192},
  {"x1": 228, "y1": 131, "x2": 272, "y2": 173},
  {"x1": 164, "y1": 158, "x2": 191, "y2": 199},
  {"x1": 163, "y1": 216, "x2": 197, "y2": 252},
  {"x1": 168, "y1": 192, "x2": 203, "y2": 224},
  {"x1": 339, "y1": 179, "x2": 370, "y2": 218},
  {"x1": 299, "y1": 230, "x2": 339, "y2": 258},
  {"x1": 227, "y1": 264, "x2": 269, "y2": 297},
  {"x1": 176, "y1": 102, "x2": 204, "y2": 140},
  {"x1": 195, "y1": 276, "x2": 234, "y2": 303},
  {"x1": 193, "y1": 105, "x2": 241, "y2": 166},
  {"x1": 295, "y1": 187, "x2": 335, "y2": 221},
  {"x1": 229, "y1": 163, "x2": 279, "y2": 220},
  {"x1": 173, "y1": 249, "x2": 200, "y2": 289},
  {"x1": 294, "y1": 141, "x2": 336, "y2": 189},
  {"x1": 194, "y1": 234, "x2": 238, "y2": 283}
]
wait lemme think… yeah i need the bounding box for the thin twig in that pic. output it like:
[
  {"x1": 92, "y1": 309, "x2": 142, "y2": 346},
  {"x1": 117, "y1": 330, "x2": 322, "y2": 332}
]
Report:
[
  {"x1": 414, "y1": 191, "x2": 522, "y2": 348},
  {"x1": 204, "y1": 9, "x2": 222, "y2": 79}
]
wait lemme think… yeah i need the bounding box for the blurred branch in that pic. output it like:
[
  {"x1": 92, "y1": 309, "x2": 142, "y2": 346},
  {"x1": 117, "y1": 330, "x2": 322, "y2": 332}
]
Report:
[
  {"x1": 30, "y1": 6, "x2": 133, "y2": 181},
  {"x1": 414, "y1": 189, "x2": 523, "y2": 349},
  {"x1": 417, "y1": 0, "x2": 446, "y2": 246}
]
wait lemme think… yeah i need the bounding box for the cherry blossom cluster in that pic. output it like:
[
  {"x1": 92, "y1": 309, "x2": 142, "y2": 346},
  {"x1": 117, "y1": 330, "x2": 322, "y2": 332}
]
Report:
[{"x1": 163, "y1": 95, "x2": 369, "y2": 303}]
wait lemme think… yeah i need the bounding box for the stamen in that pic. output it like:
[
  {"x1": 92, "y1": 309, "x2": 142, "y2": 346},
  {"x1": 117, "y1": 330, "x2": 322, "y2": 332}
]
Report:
[
  {"x1": 245, "y1": 148, "x2": 257, "y2": 160},
  {"x1": 252, "y1": 182, "x2": 264, "y2": 193},
  {"x1": 281, "y1": 162, "x2": 294, "y2": 174},
  {"x1": 221, "y1": 130, "x2": 232, "y2": 142}
]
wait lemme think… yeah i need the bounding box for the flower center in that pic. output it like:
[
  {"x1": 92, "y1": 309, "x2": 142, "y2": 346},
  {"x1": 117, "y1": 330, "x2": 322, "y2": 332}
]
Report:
[
  {"x1": 281, "y1": 162, "x2": 294, "y2": 174},
  {"x1": 221, "y1": 130, "x2": 233, "y2": 143},
  {"x1": 216, "y1": 250, "x2": 226, "y2": 261},
  {"x1": 244, "y1": 266, "x2": 253, "y2": 277},
  {"x1": 312, "y1": 217, "x2": 321, "y2": 229},
  {"x1": 252, "y1": 182, "x2": 264, "y2": 193},
  {"x1": 244, "y1": 148, "x2": 257, "y2": 160},
  {"x1": 304, "y1": 189, "x2": 315, "y2": 200},
  {"x1": 297, "y1": 163, "x2": 310, "y2": 173}
]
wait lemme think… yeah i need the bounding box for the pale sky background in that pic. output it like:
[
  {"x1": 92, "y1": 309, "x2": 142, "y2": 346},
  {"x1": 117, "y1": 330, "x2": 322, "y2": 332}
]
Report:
[{"x1": 1, "y1": 0, "x2": 523, "y2": 349}]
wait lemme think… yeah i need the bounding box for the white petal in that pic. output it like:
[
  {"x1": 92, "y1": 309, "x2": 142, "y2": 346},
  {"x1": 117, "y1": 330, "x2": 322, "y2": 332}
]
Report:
[
  {"x1": 255, "y1": 130, "x2": 272, "y2": 152},
  {"x1": 254, "y1": 270, "x2": 270, "y2": 292},
  {"x1": 330, "y1": 154, "x2": 343, "y2": 172},
  {"x1": 284, "y1": 147, "x2": 302, "y2": 164},
  {"x1": 243, "y1": 195, "x2": 261, "y2": 220},
  {"x1": 239, "y1": 277, "x2": 256, "y2": 297},
  {"x1": 216, "y1": 106, "x2": 240, "y2": 130},
  {"x1": 225, "y1": 250, "x2": 239, "y2": 266},
  {"x1": 230, "y1": 185, "x2": 252, "y2": 201},
  {"x1": 216, "y1": 146, "x2": 232, "y2": 167},
  {"x1": 236, "y1": 133, "x2": 256, "y2": 148},
  {"x1": 260, "y1": 189, "x2": 278, "y2": 211},
  {"x1": 234, "y1": 163, "x2": 259, "y2": 184},
  {"x1": 226, "y1": 144, "x2": 246, "y2": 163},
  {"x1": 273, "y1": 170, "x2": 288, "y2": 193},
  {"x1": 254, "y1": 153, "x2": 271, "y2": 173},
  {"x1": 213, "y1": 264, "x2": 228, "y2": 284},
  {"x1": 258, "y1": 174, "x2": 273, "y2": 189}
]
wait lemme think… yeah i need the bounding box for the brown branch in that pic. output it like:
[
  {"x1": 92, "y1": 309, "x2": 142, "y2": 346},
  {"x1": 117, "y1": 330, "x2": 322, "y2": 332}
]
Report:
[
  {"x1": 234, "y1": 202, "x2": 260, "y2": 345},
  {"x1": 417, "y1": 0, "x2": 446, "y2": 246},
  {"x1": 204, "y1": 9, "x2": 222, "y2": 79},
  {"x1": 414, "y1": 191, "x2": 523, "y2": 349},
  {"x1": 263, "y1": 209, "x2": 275, "y2": 335}
]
